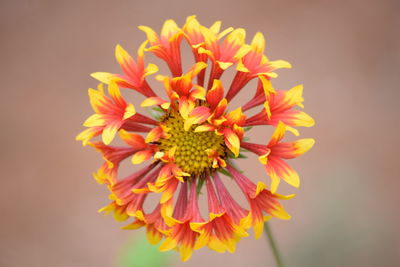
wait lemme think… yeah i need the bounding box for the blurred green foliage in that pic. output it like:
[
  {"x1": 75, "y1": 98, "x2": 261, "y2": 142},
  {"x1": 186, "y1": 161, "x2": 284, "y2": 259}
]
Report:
[{"x1": 117, "y1": 233, "x2": 173, "y2": 267}]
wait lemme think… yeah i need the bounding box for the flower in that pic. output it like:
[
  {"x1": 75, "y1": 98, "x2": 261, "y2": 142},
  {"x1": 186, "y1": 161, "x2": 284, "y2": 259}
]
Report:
[{"x1": 77, "y1": 15, "x2": 315, "y2": 261}]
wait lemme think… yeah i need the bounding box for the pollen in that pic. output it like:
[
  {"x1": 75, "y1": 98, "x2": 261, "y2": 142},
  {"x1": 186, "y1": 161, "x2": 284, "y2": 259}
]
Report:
[{"x1": 159, "y1": 110, "x2": 226, "y2": 175}]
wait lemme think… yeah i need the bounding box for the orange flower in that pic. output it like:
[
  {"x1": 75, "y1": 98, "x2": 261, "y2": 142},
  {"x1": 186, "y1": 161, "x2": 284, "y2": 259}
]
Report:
[{"x1": 77, "y1": 15, "x2": 314, "y2": 261}]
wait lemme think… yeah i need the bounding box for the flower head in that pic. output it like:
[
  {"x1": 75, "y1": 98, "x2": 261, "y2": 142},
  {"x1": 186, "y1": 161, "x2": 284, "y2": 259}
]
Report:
[{"x1": 77, "y1": 15, "x2": 314, "y2": 261}]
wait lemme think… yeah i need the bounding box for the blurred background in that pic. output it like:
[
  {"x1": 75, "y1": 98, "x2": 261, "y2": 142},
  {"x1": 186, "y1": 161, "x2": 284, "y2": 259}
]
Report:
[{"x1": 1, "y1": 0, "x2": 399, "y2": 266}]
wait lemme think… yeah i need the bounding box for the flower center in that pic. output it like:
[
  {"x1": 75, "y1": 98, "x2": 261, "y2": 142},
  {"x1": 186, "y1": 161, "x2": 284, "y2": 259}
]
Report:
[{"x1": 159, "y1": 110, "x2": 226, "y2": 175}]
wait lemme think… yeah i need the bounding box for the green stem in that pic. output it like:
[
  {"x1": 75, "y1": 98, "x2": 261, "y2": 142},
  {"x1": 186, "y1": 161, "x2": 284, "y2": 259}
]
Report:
[{"x1": 264, "y1": 222, "x2": 285, "y2": 267}]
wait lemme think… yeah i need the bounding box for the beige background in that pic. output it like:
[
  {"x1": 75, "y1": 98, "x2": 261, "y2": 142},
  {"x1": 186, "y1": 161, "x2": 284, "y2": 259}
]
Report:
[{"x1": 1, "y1": 0, "x2": 399, "y2": 266}]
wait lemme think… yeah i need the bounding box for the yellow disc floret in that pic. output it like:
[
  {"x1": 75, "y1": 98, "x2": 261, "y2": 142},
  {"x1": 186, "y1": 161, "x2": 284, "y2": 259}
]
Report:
[{"x1": 159, "y1": 110, "x2": 226, "y2": 175}]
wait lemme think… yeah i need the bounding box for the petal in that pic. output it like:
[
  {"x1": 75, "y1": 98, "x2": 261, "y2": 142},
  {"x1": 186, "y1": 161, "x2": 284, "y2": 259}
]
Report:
[
  {"x1": 253, "y1": 218, "x2": 265, "y2": 239},
  {"x1": 263, "y1": 101, "x2": 272, "y2": 120},
  {"x1": 88, "y1": 86, "x2": 107, "y2": 113},
  {"x1": 216, "y1": 61, "x2": 233, "y2": 70},
  {"x1": 184, "y1": 106, "x2": 211, "y2": 131},
  {"x1": 271, "y1": 110, "x2": 315, "y2": 127},
  {"x1": 255, "y1": 181, "x2": 267, "y2": 197},
  {"x1": 160, "y1": 179, "x2": 180, "y2": 203},
  {"x1": 269, "y1": 174, "x2": 281, "y2": 194},
  {"x1": 251, "y1": 32, "x2": 265, "y2": 54},
  {"x1": 90, "y1": 72, "x2": 114, "y2": 84},
  {"x1": 102, "y1": 121, "x2": 122, "y2": 145},
  {"x1": 188, "y1": 61, "x2": 208, "y2": 78},
  {"x1": 191, "y1": 85, "x2": 206, "y2": 100},
  {"x1": 83, "y1": 114, "x2": 105, "y2": 127},
  {"x1": 209, "y1": 20, "x2": 221, "y2": 33},
  {"x1": 286, "y1": 126, "x2": 300, "y2": 136},
  {"x1": 138, "y1": 25, "x2": 160, "y2": 45},
  {"x1": 136, "y1": 40, "x2": 148, "y2": 65},
  {"x1": 266, "y1": 157, "x2": 300, "y2": 190},
  {"x1": 224, "y1": 129, "x2": 240, "y2": 157},
  {"x1": 183, "y1": 15, "x2": 203, "y2": 44},
  {"x1": 122, "y1": 220, "x2": 146, "y2": 230},
  {"x1": 198, "y1": 47, "x2": 214, "y2": 58},
  {"x1": 267, "y1": 121, "x2": 287, "y2": 147},
  {"x1": 213, "y1": 98, "x2": 228, "y2": 119},
  {"x1": 224, "y1": 28, "x2": 246, "y2": 51},
  {"x1": 146, "y1": 226, "x2": 163, "y2": 245},
  {"x1": 208, "y1": 236, "x2": 227, "y2": 253},
  {"x1": 224, "y1": 107, "x2": 245, "y2": 126},
  {"x1": 123, "y1": 103, "x2": 136, "y2": 120},
  {"x1": 180, "y1": 244, "x2": 194, "y2": 262},
  {"x1": 119, "y1": 129, "x2": 146, "y2": 149},
  {"x1": 269, "y1": 206, "x2": 291, "y2": 220},
  {"x1": 194, "y1": 124, "x2": 215, "y2": 132},
  {"x1": 207, "y1": 79, "x2": 224, "y2": 109},
  {"x1": 159, "y1": 237, "x2": 178, "y2": 252},
  {"x1": 107, "y1": 81, "x2": 126, "y2": 107},
  {"x1": 171, "y1": 75, "x2": 192, "y2": 96},
  {"x1": 268, "y1": 59, "x2": 292, "y2": 70},
  {"x1": 217, "y1": 26, "x2": 234, "y2": 40},
  {"x1": 132, "y1": 150, "x2": 153, "y2": 164},
  {"x1": 115, "y1": 44, "x2": 135, "y2": 74},
  {"x1": 233, "y1": 44, "x2": 252, "y2": 61},
  {"x1": 285, "y1": 84, "x2": 304, "y2": 108},
  {"x1": 76, "y1": 130, "x2": 95, "y2": 146},
  {"x1": 145, "y1": 126, "x2": 165, "y2": 143},
  {"x1": 237, "y1": 60, "x2": 250, "y2": 72},
  {"x1": 161, "y1": 19, "x2": 180, "y2": 41},
  {"x1": 178, "y1": 97, "x2": 194, "y2": 120},
  {"x1": 259, "y1": 75, "x2": 276, "y2": 95},
  {"x1": 257, "y1": 148, "x2": 271, "y2": 165},
  {"x1": 272, "y1": 138, "x2": 315, "y2": 159},
  {"x1": 294, "y1": 138, "x2": 315, "y2": 155},
  {"x1": 75, "y1": 127, "x2": 102, "y2": 146},
  {"x1": 141, "y1": 97, "x2": 170, "y2": 108},
  {"x1": 275, "y1": 193, "x2": 296, "y2": 200},
  {"x1": 145, "y1": 63, "x2": 159, "y2": 76}
]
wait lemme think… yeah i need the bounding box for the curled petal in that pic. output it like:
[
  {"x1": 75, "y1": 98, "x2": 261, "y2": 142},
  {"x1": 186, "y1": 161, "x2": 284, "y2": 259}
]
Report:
[
  {"x1": 224, "y1": 129, "x2": 240, "y2": 157},
  {"x1": 145, "y1": 125, "x2": 170, "y2": 143},
  {"x1": 207, "y1": 79, "x2": 224, "y2": 110},
  {"x1": 184, "y1": 106, "x2": 211, "y2": 131},
  {"x1": 191, "y1": 85, "x2": 206, "y2": 100},
  {"x1": 178, "y1": 97, "x2": 195, "y2": 120},
  {"x1": 224, "y1": 107, "x2": 246, "y2": 126}
]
